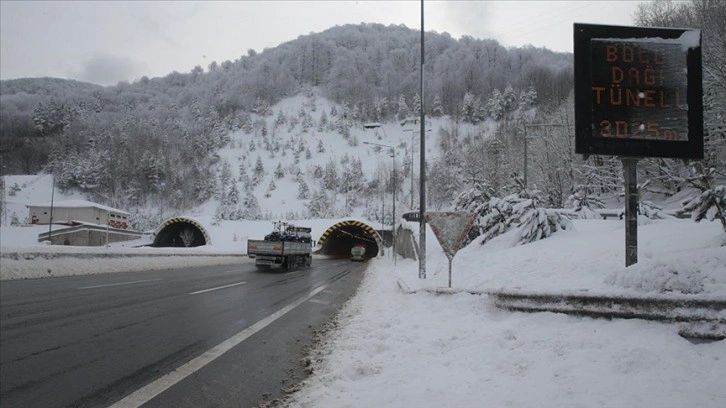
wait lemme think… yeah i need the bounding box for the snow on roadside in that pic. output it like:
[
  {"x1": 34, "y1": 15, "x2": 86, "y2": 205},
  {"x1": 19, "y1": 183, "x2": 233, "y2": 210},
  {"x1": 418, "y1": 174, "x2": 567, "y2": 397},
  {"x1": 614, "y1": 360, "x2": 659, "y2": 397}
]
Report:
[{"x1": 288, "y1": 259, "x2": 726, "y2": 408}]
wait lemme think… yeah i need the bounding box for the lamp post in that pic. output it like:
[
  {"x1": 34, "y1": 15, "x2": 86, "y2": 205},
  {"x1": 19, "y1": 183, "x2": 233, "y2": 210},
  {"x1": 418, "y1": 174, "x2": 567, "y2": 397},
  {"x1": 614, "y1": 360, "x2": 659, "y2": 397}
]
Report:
[
  {"x1": 364, "y1": 141, "x2": 397, "y2": 262},
  {"x1": 403, "y1": 128, "x2": 432, "y2": 210},
  {"x1": 523, "y1": 123, "x2": 567, "y2": 188},
  {"x1": 48, "y1": 175, "x2": 55, "y2": 243},
  {"x1": 419, "y1": 0, "x2": 426, "y2": 279}
]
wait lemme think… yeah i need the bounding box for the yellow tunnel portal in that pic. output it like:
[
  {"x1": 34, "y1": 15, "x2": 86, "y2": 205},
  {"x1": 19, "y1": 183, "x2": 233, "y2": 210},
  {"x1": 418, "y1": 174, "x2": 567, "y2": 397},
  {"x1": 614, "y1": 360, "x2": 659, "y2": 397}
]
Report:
[{"x1": 317, "y1": 220, "x2": 382, "y2": 259}]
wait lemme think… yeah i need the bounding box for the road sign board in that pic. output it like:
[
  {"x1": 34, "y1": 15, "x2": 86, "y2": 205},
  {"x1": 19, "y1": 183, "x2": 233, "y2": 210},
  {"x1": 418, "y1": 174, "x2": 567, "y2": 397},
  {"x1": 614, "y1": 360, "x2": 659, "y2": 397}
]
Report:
[
  {"x1": 425, "y1": 211, "x2": 477, "y2": 260},
  {"x1": 574, "y1": 23, "x2": 703, "y2": 159}
]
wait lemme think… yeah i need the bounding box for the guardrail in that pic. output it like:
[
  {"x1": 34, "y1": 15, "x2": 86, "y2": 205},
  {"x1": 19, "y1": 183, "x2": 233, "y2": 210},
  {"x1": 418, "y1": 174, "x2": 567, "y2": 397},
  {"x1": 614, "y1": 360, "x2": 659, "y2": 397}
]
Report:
[{"x1": 397, "y1": 279, "x2": 725, "y2": 340}]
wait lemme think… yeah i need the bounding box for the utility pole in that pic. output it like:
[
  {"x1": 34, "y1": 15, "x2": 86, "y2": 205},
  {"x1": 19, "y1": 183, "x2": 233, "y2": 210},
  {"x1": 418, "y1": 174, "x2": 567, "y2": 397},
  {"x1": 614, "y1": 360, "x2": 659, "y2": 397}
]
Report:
[
  {"x1": 364, "y1": 141, "x2": 397, "y2": 262},
  {"x1": 48, "y1": 175, "x2": 55, "y2": 244},
  {"x1": 419, "y1": 0, "x2": 426, "y2": 279}
]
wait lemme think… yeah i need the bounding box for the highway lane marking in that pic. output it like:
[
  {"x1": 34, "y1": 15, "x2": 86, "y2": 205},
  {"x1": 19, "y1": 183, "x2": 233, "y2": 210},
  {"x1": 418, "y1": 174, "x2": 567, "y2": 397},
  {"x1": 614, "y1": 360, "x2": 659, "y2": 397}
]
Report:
[
  {"x1": 188, "y1": 281, "x2": 247, "y2": 295},
  {"x1": 109, "y1": 282, "x2": 331, "y2": 408},
  {"x1": 77, "y1": 279, "x2": 163, "y2": 290},
  {"x1": 309, "y1": 299, "x2": 330, "y2": 305}
]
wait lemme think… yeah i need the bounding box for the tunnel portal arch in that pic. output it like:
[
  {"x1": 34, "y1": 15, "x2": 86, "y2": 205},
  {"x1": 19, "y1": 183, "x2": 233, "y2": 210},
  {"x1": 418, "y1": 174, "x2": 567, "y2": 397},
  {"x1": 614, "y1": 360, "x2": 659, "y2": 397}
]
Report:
[
  {"x1": 317, "y1": 220, "x2": 383, "y2": 259},
  {"x1": 152, "y1": 217, "x2": 210, "y2": 247}
]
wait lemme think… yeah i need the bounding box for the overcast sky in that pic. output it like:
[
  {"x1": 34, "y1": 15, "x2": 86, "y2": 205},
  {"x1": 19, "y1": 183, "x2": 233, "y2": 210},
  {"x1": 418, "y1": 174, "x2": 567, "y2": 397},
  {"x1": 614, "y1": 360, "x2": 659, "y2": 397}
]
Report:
[{"x1": 0, "y1": 1, "x2": 644, "y2": 86}]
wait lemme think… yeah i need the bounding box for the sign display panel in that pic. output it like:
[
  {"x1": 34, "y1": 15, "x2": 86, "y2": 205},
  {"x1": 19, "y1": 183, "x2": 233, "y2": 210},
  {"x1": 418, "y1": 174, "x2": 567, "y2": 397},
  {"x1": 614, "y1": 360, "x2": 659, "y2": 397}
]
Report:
[{"x1": 574, "y1": 23, "x2": 703, "y2": 159}]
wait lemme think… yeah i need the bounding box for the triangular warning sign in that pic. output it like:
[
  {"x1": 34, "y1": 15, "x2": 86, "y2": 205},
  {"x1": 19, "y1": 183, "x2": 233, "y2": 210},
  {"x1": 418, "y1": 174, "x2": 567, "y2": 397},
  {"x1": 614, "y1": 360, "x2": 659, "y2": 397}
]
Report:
[{"x1": 425, "y1": 211, "x2": 477, "y2": 260}]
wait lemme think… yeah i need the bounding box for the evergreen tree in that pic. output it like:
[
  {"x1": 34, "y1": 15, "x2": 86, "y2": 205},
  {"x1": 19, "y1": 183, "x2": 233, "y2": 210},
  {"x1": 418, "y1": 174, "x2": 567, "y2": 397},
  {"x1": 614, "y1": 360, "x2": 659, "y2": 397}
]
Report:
[
  {"x1": 254, "y1": 156, "x2": 265, "y2": 177},
  {"x1": 502, "y1": 84, "x2": 517, "y2": 112},
  {"x1": 297, "y1": 180, "x2": 310, "y2": 199},
  {"x1": 274, "y1": 162, "x2": 285, "y2": 179},
  {"x1": 397, "y1": 94, "x2": 409, "y2": 121},
  {"x1": 411, "y1": 93, "x2": 422, "y2": 117},
  {"x1": 432, "y1": 94, "x2": 444, "y2": 117},
  {"x1": 307, "y1": 189, "x2": 332, "y2": 218},
  {"x1": 486, "y1": 89, "x2": 504, "y2": 120},
  {"x1": 323, "y1": 159, "x2": 339, "y2": 190}
]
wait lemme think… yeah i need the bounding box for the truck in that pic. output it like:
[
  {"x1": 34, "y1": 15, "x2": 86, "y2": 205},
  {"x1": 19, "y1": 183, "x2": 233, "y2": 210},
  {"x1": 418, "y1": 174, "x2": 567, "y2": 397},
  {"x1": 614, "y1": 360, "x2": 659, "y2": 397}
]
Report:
[
  {"x1": 350, "y1": 243, "x2": 366, "y2": 262},
  {"x1": 247, "y1": 221, "x2": 312, "y2": 269}
]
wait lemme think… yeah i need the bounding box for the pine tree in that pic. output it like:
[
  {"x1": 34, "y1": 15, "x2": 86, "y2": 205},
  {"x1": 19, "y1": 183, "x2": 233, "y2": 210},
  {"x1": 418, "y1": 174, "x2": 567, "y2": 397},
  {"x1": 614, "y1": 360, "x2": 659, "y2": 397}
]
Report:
[
  {"x1": 411, "y1": 93, "x2": 422, "y2": 117},
  {"x1": 397, "y1": 94, "x2": 410, "y2": 122},
  {"x1": 502, "y1": 84, "x2": 517, "y2": 112},
  {"x1": 274, "y1": 162, "x2": 285, "y2": 179},
  {"x1": 461, "y1": 91, "x2": 484, "y2": 123},
  {"x1": 297, "y1": 180, "x2": 310, "y2": 199},
  {"x1": 323, "y1": 159, "x2": 339, "y2": 190},
  {"x1": 307, "y1": 189, "x2": 332, "y2": 218},
  {"x1": 432, "y1": 95, "x2": 444, "y2": 117},
  {"x1": 228, "y1": 182, "x2": 240, "y2": 205},
  {"x1": 275, "y1": 110, "x2": 286, "y2": 126},
  {"x1": 254, "y1": 156, "x2": 265, "y2": 177},
  {"x1": 486, "y1": 89, "x2": 504, "y2": 120}
]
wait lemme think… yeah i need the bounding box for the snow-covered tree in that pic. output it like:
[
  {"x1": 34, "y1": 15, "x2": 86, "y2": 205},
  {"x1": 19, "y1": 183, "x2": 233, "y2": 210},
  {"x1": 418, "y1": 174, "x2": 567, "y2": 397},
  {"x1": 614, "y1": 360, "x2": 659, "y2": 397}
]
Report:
[
  {"x1": 485, "y1": 89, "x2": 504, "y2": 120},
  {"x1": 274, "y1": 162, "x2": 285, "y2": 179},
  {"x1": 297, "y1": 180, "x2": 310, "y2": 199},
  {"x1": 411, "y1": 93, "x2": 422, "y2": 117},
  {"x1": 461, "y1": 91, "x2": 484, "y2": 123},
  {"x1": 397, "y1": 94, "x2": 409, "y2": 121},
  {"x1": 432, "y1": 94, "x2": 444, "y2": 117},
  {"x1": 502, "y1": 84, "x2": 517, "y2": 112},
  {"x1": 323, "y1": 159, "x2": 339, "y2": 190},
  {"x1": 307, "y1": 189, "x2": 333, "y2": 218},
  {"x1": 682, "y1": 184, "x2": 726, "y2": 233}
]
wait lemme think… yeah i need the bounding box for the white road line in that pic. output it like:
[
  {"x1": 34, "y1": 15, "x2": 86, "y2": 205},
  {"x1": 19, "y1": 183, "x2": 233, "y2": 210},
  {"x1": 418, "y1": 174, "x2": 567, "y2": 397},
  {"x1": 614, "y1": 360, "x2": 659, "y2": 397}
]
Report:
[
  {"x1": 108, "y1": 283, "x2": 330, "y2": 408},
  {"x1": 78, "y1": 279, "x2": 162, "y2": 290},
  {"x1": 308, "y1": 299, "x2": 330, "y2": 305},
  {"x1": 188, "y1": 281, "x2": 246, "y2": 295}
]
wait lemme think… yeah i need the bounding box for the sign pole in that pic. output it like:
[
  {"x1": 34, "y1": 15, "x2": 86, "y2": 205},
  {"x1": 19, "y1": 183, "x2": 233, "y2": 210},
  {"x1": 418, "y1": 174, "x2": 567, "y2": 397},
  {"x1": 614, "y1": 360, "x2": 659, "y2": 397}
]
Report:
[
  {"x1": 622, "y1": 158, "x2": 639, "y2": 266},
  {"x1": 448, "y1": 258, "x2": 453, "y2": 288},
  {"x1": 425, "y1": 211, "x2": 477, "y2": 288}
]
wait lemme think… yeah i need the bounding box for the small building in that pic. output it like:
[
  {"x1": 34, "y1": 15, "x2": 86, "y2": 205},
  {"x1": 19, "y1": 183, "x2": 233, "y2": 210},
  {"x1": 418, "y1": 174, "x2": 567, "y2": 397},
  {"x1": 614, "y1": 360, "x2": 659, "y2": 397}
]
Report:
[{"x1": 27, "y1": 199, "x2": 130, "y2": 229}]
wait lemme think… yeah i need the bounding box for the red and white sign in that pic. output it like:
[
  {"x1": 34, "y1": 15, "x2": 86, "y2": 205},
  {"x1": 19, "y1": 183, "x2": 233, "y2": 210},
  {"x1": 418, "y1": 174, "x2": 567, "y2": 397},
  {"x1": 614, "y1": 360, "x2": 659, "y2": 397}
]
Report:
[{"x1": 425, "y1": 211, "x2": 477, "y2": 260}]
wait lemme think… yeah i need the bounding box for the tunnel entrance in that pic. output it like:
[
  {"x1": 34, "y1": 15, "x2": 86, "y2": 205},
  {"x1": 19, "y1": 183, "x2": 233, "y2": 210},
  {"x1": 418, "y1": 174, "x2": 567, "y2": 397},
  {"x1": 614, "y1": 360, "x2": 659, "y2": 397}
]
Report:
[
  {"x1": 317, "y1": 220, "x2": 382, "y2": 260},
  {"x1": 152, "y1": 217, "x2": 210, "y2": 247}
]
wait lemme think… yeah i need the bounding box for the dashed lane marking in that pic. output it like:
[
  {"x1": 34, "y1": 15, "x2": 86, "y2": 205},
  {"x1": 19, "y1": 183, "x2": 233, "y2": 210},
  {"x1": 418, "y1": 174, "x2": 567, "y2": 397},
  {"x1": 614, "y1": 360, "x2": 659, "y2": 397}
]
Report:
[
  {"x1": 78, "y1": 279, "x2": 162, "y2": 290},
  {"x1": 189, "y1": 281, "x2": 246, "y2": 295},
  {"x1": 108, "y1": 283, "x2": 330, "y2": 408}
]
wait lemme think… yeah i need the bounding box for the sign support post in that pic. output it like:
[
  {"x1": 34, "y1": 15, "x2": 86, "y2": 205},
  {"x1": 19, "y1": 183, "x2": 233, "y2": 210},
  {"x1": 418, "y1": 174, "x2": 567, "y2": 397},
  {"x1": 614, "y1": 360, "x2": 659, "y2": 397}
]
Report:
[
  {"x1": 574, "y1": 23, "x2": 703, "y2": 268},
  {"x1": 622, "y1": 158, "x2": 639, "y2": 266},
  {"x1": 425, "y1": 211, "x2": 477, "y2": 288}
]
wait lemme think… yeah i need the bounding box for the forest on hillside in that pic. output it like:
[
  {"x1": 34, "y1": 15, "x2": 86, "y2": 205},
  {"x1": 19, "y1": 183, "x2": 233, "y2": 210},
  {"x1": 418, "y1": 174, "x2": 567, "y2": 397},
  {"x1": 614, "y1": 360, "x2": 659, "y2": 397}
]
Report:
[
  {"x1": 0, "y1": 20, "x2": 572, "y2": 216},
  {"x1": 0, "y1": 0, "x2": 723, "y2": 231}
]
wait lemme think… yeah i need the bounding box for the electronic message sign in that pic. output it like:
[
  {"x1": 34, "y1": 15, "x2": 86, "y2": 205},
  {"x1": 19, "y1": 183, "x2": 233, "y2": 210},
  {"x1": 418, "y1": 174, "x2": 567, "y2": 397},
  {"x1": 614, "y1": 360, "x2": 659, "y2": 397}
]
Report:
[{"x1": 574, "y1": 23, "x2": 703, "y2": 159}]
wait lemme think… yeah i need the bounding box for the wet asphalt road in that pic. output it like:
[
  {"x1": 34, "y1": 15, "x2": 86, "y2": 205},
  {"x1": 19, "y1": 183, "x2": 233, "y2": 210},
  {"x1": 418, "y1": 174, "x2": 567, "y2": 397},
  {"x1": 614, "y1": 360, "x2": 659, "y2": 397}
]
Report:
[{"x1": 0, "y1": 257, "x2": 366, "y2": 408}]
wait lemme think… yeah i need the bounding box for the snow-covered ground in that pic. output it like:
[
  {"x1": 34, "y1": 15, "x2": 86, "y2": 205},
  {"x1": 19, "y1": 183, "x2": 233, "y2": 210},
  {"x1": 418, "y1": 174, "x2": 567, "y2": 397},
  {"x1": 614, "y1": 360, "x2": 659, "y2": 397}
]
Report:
[
  {"x1": 4, "y1": 214, "x2": 723, "y2": 407},
  {"x1": 287, "y1": 218, "x2": 726, "y2": 408},
  {"x1": 2, "y1": 107, "x2": 725, "y2": 406}
]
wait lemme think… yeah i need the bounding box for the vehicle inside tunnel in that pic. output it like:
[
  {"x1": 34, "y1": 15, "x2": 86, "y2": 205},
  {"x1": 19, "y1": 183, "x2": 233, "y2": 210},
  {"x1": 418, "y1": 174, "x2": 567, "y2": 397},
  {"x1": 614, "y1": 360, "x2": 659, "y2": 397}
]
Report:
[
  {"x1": 317, "y1": 220, "x2": 381, "y2": 260},
  {"x1": 152, "y1": 218, "x2": 208, "y2": 247}
]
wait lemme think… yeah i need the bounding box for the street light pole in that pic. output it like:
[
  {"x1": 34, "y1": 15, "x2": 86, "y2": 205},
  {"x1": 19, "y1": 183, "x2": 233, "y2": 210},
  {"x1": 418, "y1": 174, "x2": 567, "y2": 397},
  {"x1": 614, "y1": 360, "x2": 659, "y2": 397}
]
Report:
[
  {"x1": 364, "y1": 141, "x2": 397, "y2": 263},
  {"x1": 419, "y1": 0, "x2": 426, "y2": 279},
  {"x1": 49, "y1": 175, "x2": 55, "y2": 243}
]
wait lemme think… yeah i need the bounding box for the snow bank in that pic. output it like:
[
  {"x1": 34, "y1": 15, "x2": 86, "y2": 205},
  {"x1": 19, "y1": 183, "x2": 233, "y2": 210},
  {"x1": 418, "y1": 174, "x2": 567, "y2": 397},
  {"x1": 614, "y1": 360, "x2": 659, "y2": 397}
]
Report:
[{"x1": 289, "y1": 259, "x2": 726, "y2": 408}]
